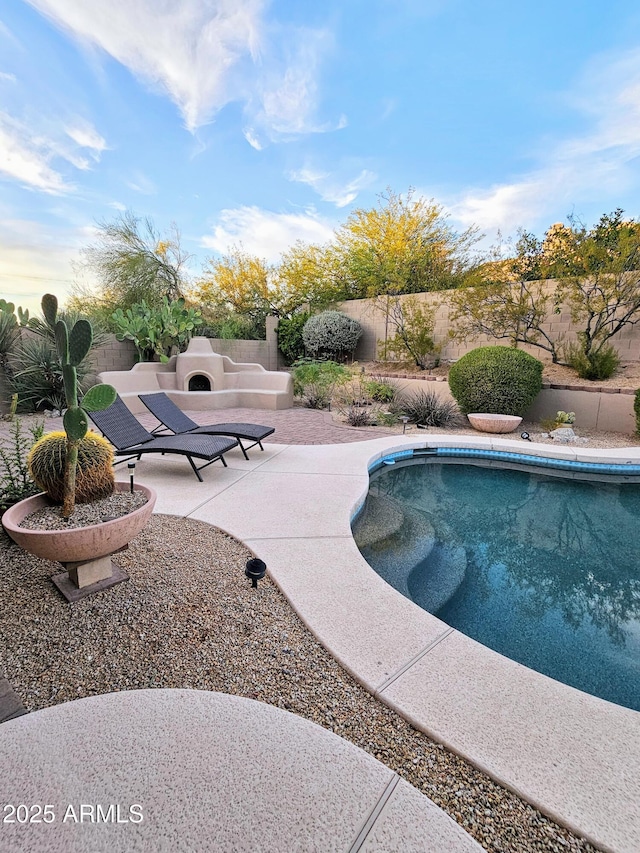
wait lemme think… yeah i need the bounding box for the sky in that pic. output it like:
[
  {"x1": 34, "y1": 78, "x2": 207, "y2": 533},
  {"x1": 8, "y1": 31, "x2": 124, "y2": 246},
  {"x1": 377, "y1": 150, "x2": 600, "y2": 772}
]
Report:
[{"x1": 2, "y1": 0, "x2": 640, "y2": 315}]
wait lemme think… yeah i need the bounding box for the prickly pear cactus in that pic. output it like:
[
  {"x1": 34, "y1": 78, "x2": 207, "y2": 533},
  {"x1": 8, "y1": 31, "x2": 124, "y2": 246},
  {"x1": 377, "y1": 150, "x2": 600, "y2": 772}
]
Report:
[
  {"x1": 40, "y1": 294, "x2": 118, "y2": 518},
  {"x1": 28, "y1": 431, "x2": 115, "y2": 504}
]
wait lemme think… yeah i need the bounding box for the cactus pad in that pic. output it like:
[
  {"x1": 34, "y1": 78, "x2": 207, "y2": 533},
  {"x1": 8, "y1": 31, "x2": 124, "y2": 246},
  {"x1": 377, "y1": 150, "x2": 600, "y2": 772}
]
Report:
[
  {"x1": 42, "y1": 294, "x2": 58, "y2": 327},
  {"x1": 82, "y1": 383, "x2": 117, "y2": 412},
  {"x1": 69, "y1": 319, "x2": 93, "y2": 365},
  {"x1": 54, "y1": 321, "x2": 69, "y2": 363},
  {"x1": 64, "y1": 406, "x2": 88, "y2": 441},
  {"x1": 62, "y1": 365, "x2": 78, "y2": 409}
]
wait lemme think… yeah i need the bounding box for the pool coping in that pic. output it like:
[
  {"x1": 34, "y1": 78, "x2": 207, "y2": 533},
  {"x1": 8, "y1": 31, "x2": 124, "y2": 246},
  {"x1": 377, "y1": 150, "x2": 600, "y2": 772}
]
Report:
[{"x1": 120, "y1": 433, "x2": 640, "y2": 853}]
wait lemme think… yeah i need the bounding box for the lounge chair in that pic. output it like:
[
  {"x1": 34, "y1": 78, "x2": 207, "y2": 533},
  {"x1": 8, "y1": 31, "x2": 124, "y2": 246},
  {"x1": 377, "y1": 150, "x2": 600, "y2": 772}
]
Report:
[
  {"x1": 138, "y1": 392, "x2": 275, "y2": 460},
  {"x1": 88, "y1": 395, "x2": 239, "y2": 482}
]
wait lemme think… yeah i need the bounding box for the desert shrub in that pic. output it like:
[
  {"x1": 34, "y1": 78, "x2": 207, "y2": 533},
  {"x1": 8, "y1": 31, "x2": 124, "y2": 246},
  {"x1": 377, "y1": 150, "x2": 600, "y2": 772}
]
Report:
[
  {"x1": 378, "y1": 296, "x2": 440, "y2": 369},
  {"x1": 0, "y1": 418, "x2": 44, "y2": 511},
  {"x1": 302, "y1": 311, "x2": 362, "y2": 360},
  {"x1": 402, "y1": 389, "x2": 461, "y2": 427},
  {"x1": 365, "y1": 377, "x2": 396, "y2": 403},
  {"x1": 291, "y1": 359, "x2": 350, "y2": 409},
  {"x1": 564, "y1": 342, "x2": 620, "y2": 381},
  {"x1": 344, "y1": 406, "x2": 377, "y2": 426},
  {"x1": 9, "y1": 336, "x2": 92, "y2": 412},
  {"x1": 448, "y1": 346, "x2": 543, "y2": 415},
  {"x1": 375, "y1": 410, "x2": 399, "y2": 426},
  {"x1": 277, "y1": 312, "x2": 310, "y2": 364}
]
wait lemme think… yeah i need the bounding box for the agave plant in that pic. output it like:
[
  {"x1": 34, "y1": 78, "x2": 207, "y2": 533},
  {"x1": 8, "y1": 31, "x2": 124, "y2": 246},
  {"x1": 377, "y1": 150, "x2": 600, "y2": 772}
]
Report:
[{"x1": 41, "y1": 294, "x2": 117, "y2": 518}]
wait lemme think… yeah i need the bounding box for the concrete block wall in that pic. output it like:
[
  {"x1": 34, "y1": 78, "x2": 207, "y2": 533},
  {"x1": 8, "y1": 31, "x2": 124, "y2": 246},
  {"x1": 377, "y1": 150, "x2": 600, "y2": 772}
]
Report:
[{"x1": 338, "y1": 284, "x2": 640, "y2": 364}]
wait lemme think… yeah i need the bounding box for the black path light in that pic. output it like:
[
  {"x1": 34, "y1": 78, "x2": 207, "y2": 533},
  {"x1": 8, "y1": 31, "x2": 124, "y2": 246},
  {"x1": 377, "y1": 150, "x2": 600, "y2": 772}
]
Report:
[
  {"x1": 128, "y1": 461, "x2": 136, "y2": 493},
  {"x1": 245, "y1": 558, "x2": 267, "y2": 588},
  {"x1": 521, "y1": 432, "x2": 531, "y2": 441}
]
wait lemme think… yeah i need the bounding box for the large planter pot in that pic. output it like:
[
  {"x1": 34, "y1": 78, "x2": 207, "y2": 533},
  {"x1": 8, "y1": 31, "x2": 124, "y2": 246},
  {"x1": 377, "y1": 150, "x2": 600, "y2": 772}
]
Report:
[
  {"x1": 467, "y1": 413, "x2": 523, "y2": 434},
  {"x1": 2, "y1": 482, "x2": 156, "y2": 564}
]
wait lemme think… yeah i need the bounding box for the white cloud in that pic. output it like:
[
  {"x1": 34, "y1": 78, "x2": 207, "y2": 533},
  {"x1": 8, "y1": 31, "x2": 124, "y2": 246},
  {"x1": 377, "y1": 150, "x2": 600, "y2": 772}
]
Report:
[
  {"x1": 26, "y1": 0, "x2": 341, "y2": 138},
  {"x1": 126, "y1": 171, "x2": 156, "y2": 195},
  {"x1": 243, "y1": 127, "x2": 263, "y2": 150},
  {"x1": 0, "y1": 71, "x2": 16, "y2": 83},
  {"x1": 65, "y1": 119, "x2": 108, "y2": 160},
  {"x1": 289, "y1": 166, "x2": 377, "y2": 207},
  {"x1": 0, "y1": 113, "x2": 70, "y2": 193},
  {"x1": 201, "y1": 205, "x2": 336, "y2": 260},
  {"x1": 451, "y1": 48, "x2": 640, "y2": 234},
  {"x1": 108, "y1": 200, "x2": 127, "y2": 211}
]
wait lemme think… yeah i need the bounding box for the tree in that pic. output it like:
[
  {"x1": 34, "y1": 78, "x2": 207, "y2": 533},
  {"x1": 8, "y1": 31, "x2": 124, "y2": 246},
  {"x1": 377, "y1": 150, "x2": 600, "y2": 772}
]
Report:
[
  {"x1": 376, "y1": 295, "x2": 440, "y2": 369},
  {"x1": 193, "y1": 248, "x2": 278, "y2": 338},
  {"x1": 71, "y1": 211, "x2": 191, "y2": 324},
  {"x1": 449, "y1": 211, "x2": 640, "y2": 375},
  {"x1": 550, "y1": 210, "x2": 640, "y2": 372},
  {"x1": 331, "y1": 188, "x2": 481, "y2": 300},
  {"x1": 276, "y1": 242, "x2": 344, "y2": 315}
]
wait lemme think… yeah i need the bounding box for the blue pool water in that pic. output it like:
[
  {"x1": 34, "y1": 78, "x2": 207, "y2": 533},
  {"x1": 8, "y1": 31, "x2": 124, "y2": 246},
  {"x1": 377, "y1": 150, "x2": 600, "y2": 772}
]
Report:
[{"x1": 354, "y1": 457, "x2": 640, "y2": 711}]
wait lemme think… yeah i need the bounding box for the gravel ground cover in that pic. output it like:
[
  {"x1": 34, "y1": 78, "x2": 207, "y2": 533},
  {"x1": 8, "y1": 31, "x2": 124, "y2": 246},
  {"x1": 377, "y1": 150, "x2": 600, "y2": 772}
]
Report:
[{"x1": 0, "y1": 514, "x2": 599, "y2": 853}]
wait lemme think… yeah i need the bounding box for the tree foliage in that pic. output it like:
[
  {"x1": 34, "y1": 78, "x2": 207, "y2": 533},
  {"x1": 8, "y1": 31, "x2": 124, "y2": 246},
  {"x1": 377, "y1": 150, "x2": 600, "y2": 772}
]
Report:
[
  {"x1": 331, "y1": 188, "x2": 481, "y2": 299},
  {"x1": 193, "y1": 248, "x2": 276, "y2": 338},
  {"x1": 71, "y1": 211, "x2": 191, "y2": 325},
  {"x1": 376, "y1": 295, "x2": 440, "y2": 369},
  {"x1": 449, "y1": 210, "x2": 640, "y2": 377}
]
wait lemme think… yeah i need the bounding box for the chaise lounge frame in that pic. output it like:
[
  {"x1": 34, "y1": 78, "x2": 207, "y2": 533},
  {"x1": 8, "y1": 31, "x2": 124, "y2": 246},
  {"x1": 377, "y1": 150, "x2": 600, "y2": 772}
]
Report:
[
  {"x1": 138, "y1": 392, "x2": 275, "y2": 460},
  {"x1": 89, "y1": 395, "x2": 239, "y2": 482}
]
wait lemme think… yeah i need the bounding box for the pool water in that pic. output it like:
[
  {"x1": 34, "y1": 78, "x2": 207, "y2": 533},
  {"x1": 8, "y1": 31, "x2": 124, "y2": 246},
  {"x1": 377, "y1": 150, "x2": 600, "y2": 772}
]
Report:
[{"x1": 354, "y1": 459, "x2": 640, "y2": 711}]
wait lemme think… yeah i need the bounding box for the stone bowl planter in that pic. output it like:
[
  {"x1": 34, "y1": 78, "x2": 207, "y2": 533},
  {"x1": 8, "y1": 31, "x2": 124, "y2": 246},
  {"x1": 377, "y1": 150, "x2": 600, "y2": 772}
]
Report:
[
  {"x1": 467, "y1": 413, "x2": 523, "y2": 434},
  {"x1": 2, "y1": 482, "x2": 156, "y2": 564}
]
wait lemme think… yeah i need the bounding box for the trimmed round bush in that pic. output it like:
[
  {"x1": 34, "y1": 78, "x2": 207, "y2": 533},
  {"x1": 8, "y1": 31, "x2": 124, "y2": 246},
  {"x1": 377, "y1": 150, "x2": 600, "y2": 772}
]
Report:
[
  {"x1": 28, "y1": 431, "x2": 115, "y2": 504},
  {"x1": 448, "y1": 346, "x2": 543, "y2": 416},
  {"x1": 302, "y1": 311, "x2": 362, "y2": 359}
]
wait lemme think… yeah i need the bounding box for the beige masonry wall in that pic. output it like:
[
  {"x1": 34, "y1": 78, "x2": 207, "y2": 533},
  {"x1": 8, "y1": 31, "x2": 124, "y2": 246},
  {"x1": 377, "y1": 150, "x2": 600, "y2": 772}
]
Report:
[{"x1": 338, "y1": 284, "x2": 640, "y2": 364}]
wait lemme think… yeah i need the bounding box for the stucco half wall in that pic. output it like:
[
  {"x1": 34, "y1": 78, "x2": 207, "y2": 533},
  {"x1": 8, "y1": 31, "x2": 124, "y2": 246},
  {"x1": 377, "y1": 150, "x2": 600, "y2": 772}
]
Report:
[{"x1": 98, "y1": 338, "x2": 293, "y2": 413}]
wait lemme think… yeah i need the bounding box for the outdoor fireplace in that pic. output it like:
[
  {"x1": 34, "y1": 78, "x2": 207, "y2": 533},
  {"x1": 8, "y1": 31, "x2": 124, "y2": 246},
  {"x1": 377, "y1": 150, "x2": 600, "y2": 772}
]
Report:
[{"x1": 188, "y1": 374, "x2": 211, "y2": 392}]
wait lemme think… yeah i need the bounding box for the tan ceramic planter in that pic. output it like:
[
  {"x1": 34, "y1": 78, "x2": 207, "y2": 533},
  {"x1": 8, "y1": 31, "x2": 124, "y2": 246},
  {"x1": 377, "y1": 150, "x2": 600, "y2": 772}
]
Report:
[
  {"x1": 2, "y1": 482, "x2": 156, "y2": 564},
  {"x1": 467, "y1": 413, "x2": 523, "y2": 434}
]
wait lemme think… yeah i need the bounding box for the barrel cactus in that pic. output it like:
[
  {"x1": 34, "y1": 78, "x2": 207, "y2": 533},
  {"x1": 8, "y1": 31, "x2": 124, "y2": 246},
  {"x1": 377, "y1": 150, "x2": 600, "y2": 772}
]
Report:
[
  {"x1": 40, "y1": 294, "x2": 117, "y2": 518},
  {"x1": 28, "y1": 431, "x2": 115, "y2": 504}
]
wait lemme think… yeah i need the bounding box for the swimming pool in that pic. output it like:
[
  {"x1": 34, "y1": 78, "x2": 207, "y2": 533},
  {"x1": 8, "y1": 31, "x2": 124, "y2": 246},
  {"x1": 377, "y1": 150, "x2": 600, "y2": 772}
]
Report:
[{"x1": 354, "y1": 453, "x2": 640, "y2": 712}]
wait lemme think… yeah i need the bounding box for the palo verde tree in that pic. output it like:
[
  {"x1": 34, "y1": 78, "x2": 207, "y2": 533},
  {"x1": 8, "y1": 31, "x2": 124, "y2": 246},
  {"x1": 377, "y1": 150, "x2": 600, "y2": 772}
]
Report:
[
  {"x1": 331, "y1": 187, "x2": 481, "y2": 300},
  {"x1": 193, "y1": 247, "x2": 278, "y2": 338}
]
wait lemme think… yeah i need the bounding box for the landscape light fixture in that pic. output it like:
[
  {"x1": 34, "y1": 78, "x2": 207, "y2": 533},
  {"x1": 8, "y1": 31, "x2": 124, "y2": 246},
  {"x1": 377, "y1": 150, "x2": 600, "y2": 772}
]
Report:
[
  {"x1": 521, "y1": 432, "x2": 531, "y2": 442},
  {"x1": 401, "y1": 415, "x2": 409, "y2": 434},
  {"x1": 245, "y1": 557, "x2": 267, "y2": 589},
  {"x1": 128, "y1": 461, "x2": 136, "y2": 493}
]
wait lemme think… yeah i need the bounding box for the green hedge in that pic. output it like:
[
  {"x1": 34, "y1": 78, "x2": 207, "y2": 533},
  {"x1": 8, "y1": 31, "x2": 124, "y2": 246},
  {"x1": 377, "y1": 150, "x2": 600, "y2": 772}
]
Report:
[{"x1": 448, "y1": 346, "x2": 543, "y2": 416}]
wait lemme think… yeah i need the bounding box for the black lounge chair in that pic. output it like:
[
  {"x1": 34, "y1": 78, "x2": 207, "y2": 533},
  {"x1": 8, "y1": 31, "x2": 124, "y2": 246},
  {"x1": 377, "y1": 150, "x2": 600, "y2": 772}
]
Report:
[
  {"x1": 89, "y1": 395, "x2": 239, "y2": 482},
  {"x1": 138, "y1": 392, "x2": 275, "y2": 461}
]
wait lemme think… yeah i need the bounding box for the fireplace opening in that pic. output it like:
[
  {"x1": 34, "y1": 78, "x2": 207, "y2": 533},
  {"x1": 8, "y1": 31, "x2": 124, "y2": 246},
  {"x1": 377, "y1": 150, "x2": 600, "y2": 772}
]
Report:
[{"x1": 188, "y1": 374, "x2": 211, "y2": 392}]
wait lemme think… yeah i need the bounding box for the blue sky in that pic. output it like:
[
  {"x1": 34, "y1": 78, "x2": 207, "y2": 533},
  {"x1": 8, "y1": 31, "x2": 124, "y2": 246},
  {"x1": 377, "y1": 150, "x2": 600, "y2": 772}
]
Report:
[{"x1": 2, "y1": 0, "x2": 640, "y2": 314}]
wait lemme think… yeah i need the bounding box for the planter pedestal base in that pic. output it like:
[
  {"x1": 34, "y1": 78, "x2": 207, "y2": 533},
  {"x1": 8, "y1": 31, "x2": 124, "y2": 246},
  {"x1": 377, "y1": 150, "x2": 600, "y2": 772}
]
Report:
[{"x1": 52, "y1": 560, "x2": 129, "y2": 603}]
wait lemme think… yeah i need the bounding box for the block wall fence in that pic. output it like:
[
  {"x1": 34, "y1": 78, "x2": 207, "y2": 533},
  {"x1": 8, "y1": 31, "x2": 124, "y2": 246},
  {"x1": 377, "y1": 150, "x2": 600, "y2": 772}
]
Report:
[
  {"x1": 60, "y1": 285, "x2": 640, "y2": 378},
  {"x1": 338, "y1": 285, "x2": 640, "y2": 364}
]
